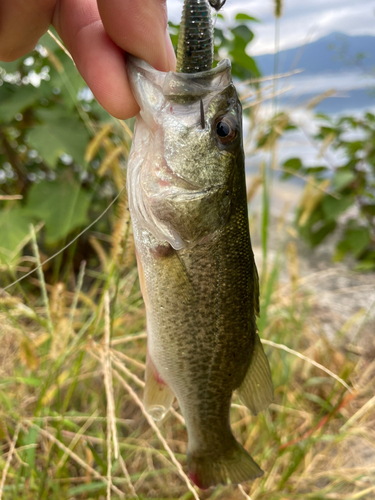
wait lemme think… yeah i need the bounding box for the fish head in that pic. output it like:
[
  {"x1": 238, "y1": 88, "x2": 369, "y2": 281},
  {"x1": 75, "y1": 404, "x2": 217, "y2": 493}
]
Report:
[{"x1": 127, "y1": 57, "x2": 244, "y2": 250}]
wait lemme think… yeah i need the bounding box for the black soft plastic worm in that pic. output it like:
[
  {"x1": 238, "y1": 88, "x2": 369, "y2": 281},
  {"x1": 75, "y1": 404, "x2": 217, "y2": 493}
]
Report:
[{"x1": 176, "y1": 0, "x2": 213, "y2": 73}]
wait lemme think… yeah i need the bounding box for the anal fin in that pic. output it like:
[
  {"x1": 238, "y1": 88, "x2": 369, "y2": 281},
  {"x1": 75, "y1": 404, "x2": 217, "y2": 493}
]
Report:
[
  {"x1": 236, "y1": 334, "x2": 273, "y2": 415},
  {"x1": 144, "y1": 351, "x2": 175, "y2": 421}
]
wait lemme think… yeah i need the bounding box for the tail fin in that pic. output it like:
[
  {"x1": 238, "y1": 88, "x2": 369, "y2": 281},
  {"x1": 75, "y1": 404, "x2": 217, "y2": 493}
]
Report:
[{"x1": 187, "y1": 440, "x2": 263, "y2": 490}]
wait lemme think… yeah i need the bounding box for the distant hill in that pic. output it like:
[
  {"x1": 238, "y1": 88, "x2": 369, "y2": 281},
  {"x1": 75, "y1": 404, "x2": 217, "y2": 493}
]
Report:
[
  {"x1": 255, "y1": 32, "x2": 375, "y2": 76},
  {"x1": 252, "y1": 33, "x2": 375, "y2": 114}
]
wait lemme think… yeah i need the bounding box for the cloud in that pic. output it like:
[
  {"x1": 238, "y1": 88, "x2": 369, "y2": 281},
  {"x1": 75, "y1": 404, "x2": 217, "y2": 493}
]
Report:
[{"x1": 166, "y1": 0, "x2": 375, "y2": 54}]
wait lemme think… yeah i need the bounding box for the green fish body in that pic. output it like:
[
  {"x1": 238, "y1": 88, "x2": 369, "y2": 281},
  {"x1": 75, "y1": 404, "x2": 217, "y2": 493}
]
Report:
[{"x1": 126, "y1": 0, "x2": 273, "y2": 489}]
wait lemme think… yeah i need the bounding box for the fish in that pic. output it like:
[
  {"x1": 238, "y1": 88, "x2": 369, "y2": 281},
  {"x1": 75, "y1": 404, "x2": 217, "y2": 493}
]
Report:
[{"x1": 126, "y1": 0, "x2": 273, "y2": 489}]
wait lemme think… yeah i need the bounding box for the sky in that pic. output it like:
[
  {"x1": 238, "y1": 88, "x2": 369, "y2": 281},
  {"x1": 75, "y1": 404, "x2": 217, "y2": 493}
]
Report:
[{"x1": 166, "y1": 0, "x2": 375, "y2": 54}]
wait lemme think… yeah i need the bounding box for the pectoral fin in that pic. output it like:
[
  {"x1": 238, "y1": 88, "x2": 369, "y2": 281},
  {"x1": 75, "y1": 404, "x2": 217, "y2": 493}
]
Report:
[
  {"x1": 236, "y1": 335, "x2": 273, "y2": 415},
  {"x1": 144, "y1": 351, "x2": 175, "y2": 421}
]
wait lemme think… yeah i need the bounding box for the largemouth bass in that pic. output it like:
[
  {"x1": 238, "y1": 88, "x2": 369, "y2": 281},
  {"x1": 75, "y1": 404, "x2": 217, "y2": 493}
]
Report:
[{"x1": 126, "y1": 0, "x2": 273, "y2": 489}]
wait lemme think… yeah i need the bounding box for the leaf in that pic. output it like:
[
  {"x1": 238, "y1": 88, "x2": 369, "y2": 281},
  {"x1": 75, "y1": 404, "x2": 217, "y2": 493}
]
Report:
[
  {"x1": 0, "y1": 84, "x2": 40, "y2": 123},
  {"x1": 305, "y1": 166, "x2": 327, "y2": 175},
  {"x1": 304, "y1": 376, "x2": 334, "y2": 387},
  {"x1": 232, "y1": 25, "x2": 254, "y2": 45},
  {"x1": 0, "y1": 208, "x2": 34, "y2": 264},
  {"x1": 1, "y1": 376, "x2": 40, "y2": 387},
  {"x1": 25, "y1": 179, "x2": 91, "y2": 243},
  {"x1": 362, "y1": 204, "x2": 375, "y2": 217},
  {"x1": 304, "y1": 392, "x2": 333, "y2": 411},
  {"x1": 282, "y1": 158, "x2": 303, "y2": 179},
  {"x1": 355, "y1": 259, "x2": 375, "y2": 271},
  {"x1": 365, "y1": 112, "x2": 375, "y2": 122},
  {"x1": 322, "y1": 196, "x2": 353, "y2": 221},
  {"x1": 345, "y1": 140, "x2": 364, "y2": 155},
  {"x1": 335, "y1": 225, "x2": 371, "y2": 260},
  {"x1": 0, "y1": 391, "x2": 13, "y2": 412},
  {"x1": 230, "y1": 49, "x2": 259, "y2": 77},
  {"x1": 235, "y1": 13, "x2": 260, "y2": 22},
  {"x1": 27, "y1": 124, "x2": 64, "y2": 167},
  {"x1": 22, "y1": 427, "x2": 39, "y2": 469},
  {"x1": 310, "y1": 220, "x2": 336, "y2": 246},
  {"x1": 332, "y1": 170, "x2": 356, "y2": 190},
  {"x1": 27, "y1": 109, "x2": 90, "y2": 167},
  {"x1": 68, "y1": 481, "x2": 106, "y2": 496},
  {"x1": 345, "y1": 227, "x2": 371, "y2": 257}
]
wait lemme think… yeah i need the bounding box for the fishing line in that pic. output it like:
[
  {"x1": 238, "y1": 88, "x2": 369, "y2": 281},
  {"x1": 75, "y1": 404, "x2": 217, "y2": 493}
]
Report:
[
  {"x1": 213, "y1": 10, "x2": 218, "y2": 27},
  {"x1": 3, "y1": 184, "x2": 127, "y2": 291}
]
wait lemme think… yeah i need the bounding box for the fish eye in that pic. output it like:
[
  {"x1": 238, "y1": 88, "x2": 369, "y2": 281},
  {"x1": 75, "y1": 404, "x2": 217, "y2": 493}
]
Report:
[
  {"x1": 214, "y1": 115, "x2": 238, "y2": 145},
  {"x1": 216, "y1": 121, "x2": 230, "y2": 138}
]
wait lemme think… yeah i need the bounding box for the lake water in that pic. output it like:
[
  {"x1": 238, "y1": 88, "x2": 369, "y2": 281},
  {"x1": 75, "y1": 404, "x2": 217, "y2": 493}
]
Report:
[{"x1": 243, "y1": 69, "x2": 375, "y2": 214}]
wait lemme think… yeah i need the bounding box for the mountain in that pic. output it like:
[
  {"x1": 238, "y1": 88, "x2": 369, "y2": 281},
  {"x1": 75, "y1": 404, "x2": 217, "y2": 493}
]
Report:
[
  {"x1": 254, "y1": 32, "x2": 375, "y2": 76},
  {"x1": 253, "y1": 33, "x2": 375, "y2": 114}
]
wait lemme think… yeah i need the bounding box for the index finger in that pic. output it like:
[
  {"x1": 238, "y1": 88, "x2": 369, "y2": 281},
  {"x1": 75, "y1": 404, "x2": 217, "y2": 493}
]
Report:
[
  {"x1": 53, "y1": 0, "x2": 175, "y2": 119},
  {"x1": 97, "y1": 0, "x2": 176, "y2": 72}
]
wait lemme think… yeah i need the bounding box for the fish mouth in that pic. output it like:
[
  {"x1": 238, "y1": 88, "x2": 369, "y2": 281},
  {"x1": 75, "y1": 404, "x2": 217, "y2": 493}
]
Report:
[{"x1": 127, "y1": 56, "x2": 232, "y2": 105}]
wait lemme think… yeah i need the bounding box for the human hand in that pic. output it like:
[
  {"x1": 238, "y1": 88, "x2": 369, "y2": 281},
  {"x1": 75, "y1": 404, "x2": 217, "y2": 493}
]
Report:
[{"x1": 0, "y1": 0, "x2": 176, "y2": 119}]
